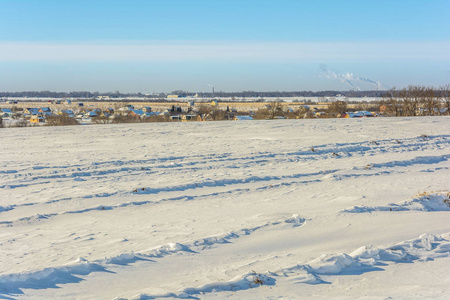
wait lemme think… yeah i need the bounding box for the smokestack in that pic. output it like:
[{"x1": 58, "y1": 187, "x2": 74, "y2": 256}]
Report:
[{"x1": 212, "y1": 87, "x2": 215, "y2": 94}]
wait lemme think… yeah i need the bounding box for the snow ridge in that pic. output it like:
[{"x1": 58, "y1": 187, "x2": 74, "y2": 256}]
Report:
[
  {"x1": 135, "y1": 232, "x2": 450, "y2": 299},
  {"x1": 0, "y1": 214, "x2": 305, "y2": 295},
  {"x1": 343, "y1": 192, "x2": 450, "y2": 213}
]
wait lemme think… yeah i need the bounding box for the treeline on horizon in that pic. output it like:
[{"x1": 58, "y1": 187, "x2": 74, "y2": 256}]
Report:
[{"x1": 0, "y1": 90, "x2": 387, "y2": 98}]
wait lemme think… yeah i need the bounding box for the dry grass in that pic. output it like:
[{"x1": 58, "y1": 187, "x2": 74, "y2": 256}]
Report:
[
  {"x1": 251, "y1": 271, "x2": 265, "y2": 285},
  {"x1": 364, "y1": 164, "x2": 373, "y2": 170},
  {"x1": 415, "y1": 191, "x2": 450, "y2": 207}
]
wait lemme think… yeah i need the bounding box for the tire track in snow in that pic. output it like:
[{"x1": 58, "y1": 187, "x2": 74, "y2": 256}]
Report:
[
  {"x1": 0, "y1": 169, "x2": 333, "y2": 219},
  {"x1": 2, "y1": 135, "x2": 447, "y2": 189},
  {"x1": 2, "y1": 136, "x2": 448, "y2": 221},
  {"x1": 3, "y1": 151, "x2": 449, "y2": 220}
]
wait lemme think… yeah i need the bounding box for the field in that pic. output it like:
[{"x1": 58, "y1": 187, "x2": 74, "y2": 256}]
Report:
[{"x1": 1, "y1": 117, "x2": 450, "y2": 299}]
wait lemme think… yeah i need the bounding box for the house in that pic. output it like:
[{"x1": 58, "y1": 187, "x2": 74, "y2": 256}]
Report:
[
  {"x1": 80, "y1": 117, "x2": 93, "y2": 124},
  {"x1": 65, "y1": 100, "x2": 72, "y2": 104},
  {"x1": 85, "y1": 111, "x2": 98, "y2": 118},
  {"x1": 170, "y1": 115, "x2": 181, "y2": 121},
  {"x1": 38, "y1": 107, "x2": 52, "y2": 116},
  {"x1": 140, "y1": 111, "x2": 160, "y2": 119},
  {"x1": 128, "y1": 109, "x2": 145, "y2": 119},
  {"x1": 181, "y1": 114, "x2": 197, "y2": 122},
  {"x1": 197, "y1": 114, "x2": 213, "y2": 121},
  {"x1": 344, "y1": 112, "x2": 362, "y2": 118},
  {"x1": 59, "y1": 110, "x2": 75, "y2": 118},
  {"x1": 233, "y1": 115, "x2": 253, "y2": 121},
  {"x1": 99, "y1": 112, "x2": 111, "y2": 118},
  {"x1": 24, "y1": 108, "x2": 39, "y2": 115},
  {"x1": 356, "y1": 111, "x2": 374, "y2": 117},
  {"x1": 170, "y1": 105, "x2": 182, "y2": 113},
  {"x1": 314, "y1": 112, "x2": 326, "y2": 118},
  {"x1": 30, "y1": 115, "x2": 46, "y2": 124},
  {"x1": 118, "y1": 105, "x2": 134, "y2": 113},
  {"x1": 1, "y1": 108, "x2": 13, "y2": 117},
  {"x1": 344, "y1": 111, "x2": 374, "y2": 118}
]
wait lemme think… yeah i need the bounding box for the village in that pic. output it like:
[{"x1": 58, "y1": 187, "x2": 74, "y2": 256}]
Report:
[
  {"x1": 0, "y1": 97, "x2": 386, "y2": 128},
  {"x1": 2, "y1": 86, "x2": 450, "y2": 128}
]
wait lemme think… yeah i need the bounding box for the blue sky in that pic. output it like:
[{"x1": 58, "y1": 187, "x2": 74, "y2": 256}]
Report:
[{"x1": 0, "y1": 0, "x2": 449, "y2": 92}]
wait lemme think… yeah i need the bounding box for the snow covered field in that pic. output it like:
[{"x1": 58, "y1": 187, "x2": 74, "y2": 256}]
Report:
[{"x1": 1, "y1": 117, "x2": 449, "y2": 299}]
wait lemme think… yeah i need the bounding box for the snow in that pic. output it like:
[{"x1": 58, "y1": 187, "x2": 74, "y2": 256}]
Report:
[
  {"x1": 343, "y1": 192, "x2": 450, "y2": 213},
  {"x1": 0, "y1": 117, "x2": 449, "y2": 299}
]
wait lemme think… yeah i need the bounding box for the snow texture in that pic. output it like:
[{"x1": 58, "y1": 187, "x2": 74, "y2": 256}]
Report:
[{"x1": 0, "y1": 117, "x2": 449, "y2": 299}]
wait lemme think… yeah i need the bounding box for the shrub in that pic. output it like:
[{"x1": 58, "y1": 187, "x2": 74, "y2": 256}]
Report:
[{"x1": 46, "y1": 115, "x2": 79, "y2": 126}]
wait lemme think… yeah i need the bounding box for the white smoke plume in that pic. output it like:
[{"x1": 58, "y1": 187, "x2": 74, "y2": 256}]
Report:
[{"x1": 319, "y1": 64, "x2": 383, "y2": 90}]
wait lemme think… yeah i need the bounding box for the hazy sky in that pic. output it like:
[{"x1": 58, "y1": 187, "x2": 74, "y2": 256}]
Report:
[{"x1": 0, "y1": 0, "x2": 449, "y2": 93}]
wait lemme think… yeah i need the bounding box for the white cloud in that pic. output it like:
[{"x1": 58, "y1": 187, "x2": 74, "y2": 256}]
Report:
[{"x1": 0, "y1": 41, "x2": 449, "y2": 62}]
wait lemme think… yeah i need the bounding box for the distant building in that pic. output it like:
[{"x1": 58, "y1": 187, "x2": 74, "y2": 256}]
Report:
[
  {"x1": 181, "y1": 114, "x2": 197, "y2": 122},
  {"x1": 1, "y1": 108, "x2": 13, "y2": 117},
  {"x1": 24, "y1": 108, "x2": 39, "y2": 115},
  {"x1": 59, "y1": 110, "x2": 75, "y2": 118},
  {"x1": 30, "y1": 115, "x2": 46, "y2": 124},
  {"x1": 128, "y1": 109, "x2": 145, "y2": 119},
  {"x1": 38, "y1": 107, "x2": 52, "y2": 117},
  {"x1": 233, "y1": 115, "x2": 253, "y2": 121},
  {"x1": 197, "y1": 114, "x2": 213, "y2": 121}
]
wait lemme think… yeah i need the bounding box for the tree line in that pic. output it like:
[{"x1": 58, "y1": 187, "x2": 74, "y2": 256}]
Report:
[
  {"x1": 0, "y1": 90, "x2": 386, "y2": 99},
  {"x1": 380, "y1": 85, "x2": 450, "y2": 116}
]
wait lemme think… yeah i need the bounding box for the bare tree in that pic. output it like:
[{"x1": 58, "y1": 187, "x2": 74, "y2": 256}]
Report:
[
  {"x1": 196, "y1": 104, "x2": 211, "y2": 115},
  {"x1": 268, "y1": 100, "x2": 283, "y2": 119},
  {"x1": 441, "y1": 84, "x2": 450, "y2": 115},
  {"x1": 327, "y1": 101, "x2": 347, "y2": 117},
  {"x1": 46, "y1": 115, "x2": 79, "y2": 126},
  {"x1": 381, "y1": 88, "x2": 400, "y2": 116},
  {"x1": 196, "y1": 104, "x2": 225, "y2": 120},
  {"x1": 421, "y1": 87, "x2": 439, "y2": 116}
]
